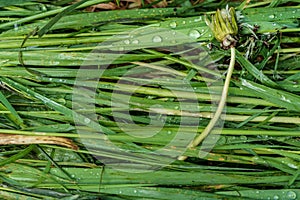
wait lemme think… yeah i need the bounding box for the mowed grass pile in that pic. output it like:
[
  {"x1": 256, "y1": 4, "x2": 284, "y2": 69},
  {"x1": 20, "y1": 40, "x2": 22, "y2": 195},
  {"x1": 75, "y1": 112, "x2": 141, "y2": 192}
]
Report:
[{"x1": 0, "y1": 0, "x2": 299, "y2": 199}]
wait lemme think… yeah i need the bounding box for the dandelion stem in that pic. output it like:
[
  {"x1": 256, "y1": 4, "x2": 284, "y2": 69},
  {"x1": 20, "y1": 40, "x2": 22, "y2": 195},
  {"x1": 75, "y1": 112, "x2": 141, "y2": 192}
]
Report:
[{"x1": 178, "y1": 47, "x2": 235, "y2": 160}]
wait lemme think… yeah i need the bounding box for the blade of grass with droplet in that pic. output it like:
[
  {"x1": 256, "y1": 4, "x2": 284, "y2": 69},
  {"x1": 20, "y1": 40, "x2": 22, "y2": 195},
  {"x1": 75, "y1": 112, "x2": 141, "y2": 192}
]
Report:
[
  {"x1": 0, "y1": 77, "x2": 115, "y2": 134},
  {"x1": 0, "y1": 0, "x2": 110, "y2": 30},
  {"x1": 37, "y1": 0, "x2": 90, "y2": 37},
  {"x1": 0, "y1": 7, "x2": 184, "y2": 37},
  {"x1": 217, "y1": 189, "x2": 300, "y2": 200},
  {"x1": 97, "y1": 186, "x2": 236, "y2": 200},
  {"x1": 236, "y1": 79, "x2": 300, "y2": 112},
  {"x1": 242, "y1": 6, "x2": 300, "y2": 22},
  {"x1": 0, "y1": 51, "x2": 161, "y2": 66}
]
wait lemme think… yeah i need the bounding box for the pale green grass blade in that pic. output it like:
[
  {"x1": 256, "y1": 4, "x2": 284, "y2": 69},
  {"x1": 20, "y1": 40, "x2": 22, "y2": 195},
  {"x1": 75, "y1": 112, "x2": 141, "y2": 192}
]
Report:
[
  {"x1": 0, "y1": 145, "x2": 35, "y2": 167},
  {"x1": 236, "y1": 79, "x2": 300, "y2": 112},
  {"x1": 0, "y1": 77, "x2": 114, "y2": 134}
]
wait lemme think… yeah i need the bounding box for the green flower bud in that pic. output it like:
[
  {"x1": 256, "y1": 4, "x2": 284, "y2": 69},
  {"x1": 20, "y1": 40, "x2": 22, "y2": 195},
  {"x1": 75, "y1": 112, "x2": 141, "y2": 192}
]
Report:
[{"x1": 205, "y1": 6, "x2": 238, "y2": 49}]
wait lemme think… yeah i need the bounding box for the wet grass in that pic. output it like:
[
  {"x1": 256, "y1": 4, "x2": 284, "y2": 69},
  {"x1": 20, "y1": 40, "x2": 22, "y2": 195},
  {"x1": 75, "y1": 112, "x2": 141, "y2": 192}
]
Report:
[{"x1": 0, "y1": 0, "x2": 299, "y2": 199}]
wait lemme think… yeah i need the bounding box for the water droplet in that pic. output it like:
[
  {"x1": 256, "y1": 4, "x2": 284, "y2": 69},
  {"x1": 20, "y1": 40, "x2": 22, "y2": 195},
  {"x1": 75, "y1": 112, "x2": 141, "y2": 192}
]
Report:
[
  {"x1": 269, "y1": 14, "x2": 275, "y2": 19},
  {"x1": 119, "y1": 191, "x2": 122, "y2": 194},
  {"x1": 240, "y1": 135, "x2": 247, "y2": 141},
  {"x1": 134, "y1": 190, "x2": 137, "y2": 193},
  {"x1": 194, "y1": 16, "x2": 202, "y2": 22},
  {"x1": 201, "y1": 29, "x2": 205, "y2": 33},
  {"x1": 182, "y1": 21, "x2": 186, "y2": 24},
  {"x1": 292, "y1": 10, "x2": 296, "y2": 14},
  {"x1": 280, "y1": 95, "x2": 291, "y2": 103},
  {"x1": 189, "y1": 29, "x2": 201, "y2": 39},
  {"x1": 286, "y1": 191, "x2": 297, "y2": 199},
  {"x1": 84, "y1": 118, "x2": 91, "y2": 124},
  {"x1": 273, "y1": 195, "x2": 279, "y2": 200},
  {"x1": 118, "y1": 46, "x2": 125, "y2": 51},
  {"x1": 132, "y1": 39, "x2": 139, "y2": 44},
  {"x1": 167, "y1": 130, "x2": 172, "y2": 135},
  {"x1": 152, "y1": 35, "x2": 162, "y2": 43},
  {"x1": 208, "y1": 34, "x2": 212, "y2": 37},
  {"x1": 123, "y1": 39, "x2": 130, "y2": 45},
  {"x1": 272, "y1": 23, "x2": 277, "y2": 26},
  {"x1": 287, "y1": 163, "x2": 298, "y2": 169},
  {"x1": 14, "y1": 24, "x2": 18, "y2": 31},
  {"x1": 174, "y1": 106, "x2": 179, "y2": 110},
  {"x1": 169, "y1": 21, "x2": 177, "y2": 28}
]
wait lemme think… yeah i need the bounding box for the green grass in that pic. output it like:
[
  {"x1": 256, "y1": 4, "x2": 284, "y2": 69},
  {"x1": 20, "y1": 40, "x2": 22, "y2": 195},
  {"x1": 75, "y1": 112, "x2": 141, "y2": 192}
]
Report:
[{"x1": 0, "y1": 0, "x2": 299, "y2": 199}]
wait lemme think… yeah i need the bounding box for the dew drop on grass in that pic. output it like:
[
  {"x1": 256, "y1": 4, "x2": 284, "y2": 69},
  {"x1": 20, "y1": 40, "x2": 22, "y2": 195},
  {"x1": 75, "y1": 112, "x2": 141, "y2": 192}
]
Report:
[
  {"x1": 272, "y1": 23, "x2": 277, "y2": 26},
  {"x1": 287, "y1": 163, "x2": 298, "y2": 169},
  {"x1": 269, "y1": 14, "x2": 275, "y2": 19},
  {"x1": 123, "y1": 39, "x2": 130, "y2": 45},
  {"x1": 188, "y1": 29, "x2": 201, "y2": 39},
  {"x1": 51, "y1": 125, "x2": 58, "y2": 129},
  {"x1": 194, "y1": 16, "x2": 202, "y2": 22},
  {"x1": 273, "y1": 195, "x2": 279, "y2": 200},
  {"x1": 14, "y1": 24, "x2": 18, "y2": 31},
  {"x1": 152, "y1": 35, "x2": 162, "y2": 43},
  {"x1": 134, "y1": 190, "x2": 137, "y2": 193},
  {"x1": 286, "y1": 191, "x2": 297, "y2": 199},
  {"x1": 169, "y1": 21, "x2": 177, "y2": 28},
  {"x1": 118, "y1": 46, "x2": 125, "y2": 51},
  {"x1": 167, "y1": 130, "x2": 172, "y2": 135},
  {"x1": 240, "y1": 135, "x2": 247, "y2": 141},
  {"x1": 84, "y1": 118, "x2": 91, "y2": 124},
  {"x1": 132, "y1": 39, "x2": 139, "y2": 44}
]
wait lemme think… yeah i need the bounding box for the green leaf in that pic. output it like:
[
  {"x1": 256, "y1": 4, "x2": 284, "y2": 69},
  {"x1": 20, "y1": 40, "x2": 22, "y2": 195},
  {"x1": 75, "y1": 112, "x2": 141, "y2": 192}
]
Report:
[
  {"x1": 235, "y1": 79, "x2": 300, "y2": 112},
  {"x1": 37, "y1": 0, "x2": 90, "y2": 37},
  {"x1": 235, "y1": 49, "x2": 278, "y2": 88},
  {"x1": 0, "y1": 90, "x2": 25, "y2": 128}
]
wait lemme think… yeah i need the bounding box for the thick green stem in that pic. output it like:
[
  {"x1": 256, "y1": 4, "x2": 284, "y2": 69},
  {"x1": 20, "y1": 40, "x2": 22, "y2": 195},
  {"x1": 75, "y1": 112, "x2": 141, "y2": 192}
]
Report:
[{"x1": 178, "y1": 47, "x2": 235, "y2": 160}]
